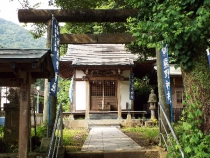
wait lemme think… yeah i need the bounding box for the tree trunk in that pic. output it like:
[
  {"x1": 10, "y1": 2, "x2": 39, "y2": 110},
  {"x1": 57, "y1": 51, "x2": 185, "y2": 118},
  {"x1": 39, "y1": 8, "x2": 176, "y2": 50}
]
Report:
[{"x1": 181, "y1": 50, "x2": 210, "y2": 134}]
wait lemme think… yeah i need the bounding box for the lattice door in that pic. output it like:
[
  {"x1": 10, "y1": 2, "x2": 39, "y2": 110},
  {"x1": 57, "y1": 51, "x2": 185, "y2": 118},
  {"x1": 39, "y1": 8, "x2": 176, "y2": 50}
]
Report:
[{"x1": 90, "y1": 80, "x2": 117, "y2": 111}]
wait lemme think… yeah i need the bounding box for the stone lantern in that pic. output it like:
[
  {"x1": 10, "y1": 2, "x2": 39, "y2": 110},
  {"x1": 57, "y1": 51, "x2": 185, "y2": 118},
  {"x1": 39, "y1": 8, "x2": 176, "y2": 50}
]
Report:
[{"x1": 148, "y1": 89, "x2": 157, "y2": 120}]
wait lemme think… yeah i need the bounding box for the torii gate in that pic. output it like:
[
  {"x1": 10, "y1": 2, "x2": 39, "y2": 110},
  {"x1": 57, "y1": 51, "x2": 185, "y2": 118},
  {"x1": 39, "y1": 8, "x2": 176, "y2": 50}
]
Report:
[
  {"x1": 18, "y1": 9, "x2": 137, "y2": 44},
  {"x1": 17, "y1": 9, "x2": 138, "y2": 158}
]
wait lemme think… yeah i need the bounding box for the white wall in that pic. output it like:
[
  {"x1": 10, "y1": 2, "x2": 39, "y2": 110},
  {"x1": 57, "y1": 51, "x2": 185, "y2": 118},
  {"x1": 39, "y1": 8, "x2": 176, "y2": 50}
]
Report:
[
  {"x1": 75, "y1": 81, "x2": 86, "y2": 110},
  {"x1": 76, "y1": 70, "x2": 84, "y2": 78},
  {"x1": 120, "y1": 81, "x2": 130, "y2": 110},
  {"x1": 122, "y1": 70, "x2": 130, "y2": 78}
]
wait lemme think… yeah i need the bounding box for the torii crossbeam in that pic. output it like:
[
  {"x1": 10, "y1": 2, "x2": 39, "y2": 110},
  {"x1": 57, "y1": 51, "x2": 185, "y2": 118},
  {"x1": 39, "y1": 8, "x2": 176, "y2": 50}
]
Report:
[{"x1": 18, "y1": 9, "x2": 139, "y2": 23}]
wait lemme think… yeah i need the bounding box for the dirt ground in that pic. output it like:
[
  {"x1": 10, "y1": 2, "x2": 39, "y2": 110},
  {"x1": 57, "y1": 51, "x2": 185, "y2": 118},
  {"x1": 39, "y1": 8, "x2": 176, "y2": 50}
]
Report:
[{"x1": 122, "y1": 131, "x2": 159, "y2": 149}]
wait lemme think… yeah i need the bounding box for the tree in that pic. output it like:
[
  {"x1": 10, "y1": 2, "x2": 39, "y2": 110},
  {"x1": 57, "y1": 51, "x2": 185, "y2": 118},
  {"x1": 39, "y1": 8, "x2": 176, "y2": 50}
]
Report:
[
  {"x1": 126, "y1": 0, "x2": 210, "y2": 134},
  {"x1": 125, "y1": 1, "x2": 210, "y2": 156}
]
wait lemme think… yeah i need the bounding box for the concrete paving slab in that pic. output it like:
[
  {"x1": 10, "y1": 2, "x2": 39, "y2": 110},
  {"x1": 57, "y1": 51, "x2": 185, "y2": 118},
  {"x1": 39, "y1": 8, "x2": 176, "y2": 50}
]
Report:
[{"x1": 81, "y1": 126, "x2": 143, "y2": 152}]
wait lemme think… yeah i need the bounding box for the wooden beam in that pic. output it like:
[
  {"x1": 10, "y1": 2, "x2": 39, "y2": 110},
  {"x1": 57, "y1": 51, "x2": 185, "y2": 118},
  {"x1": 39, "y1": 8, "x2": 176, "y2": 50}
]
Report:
[
  {"x1": 13, "y1": 68, "x2": 27, "y2": 84},
  {"x1": 31, "y1": 72, "x2": 53, "y2": 79},
  {"x1": 0, "y1": 79, "x2": 21, "y2": 87},
  {"x1": 60, "y1": 33, "x2": 136, "y2": 44},
  {"x1": 0, "y1": 75, "x2": 36, "y2": 87},
  {"x1": 18, "y1": 9, "x2": 139, "y2": 23}
]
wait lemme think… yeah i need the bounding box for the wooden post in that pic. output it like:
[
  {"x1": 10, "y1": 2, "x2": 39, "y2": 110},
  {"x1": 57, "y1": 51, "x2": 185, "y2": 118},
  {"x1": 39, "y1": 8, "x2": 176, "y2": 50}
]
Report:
[
  {"x1": 85, "y1": 80, "x2": 90, "y2": 119},
  {"x1": 117, "y1": 80, "x2": 122, "y2": 119},
  {"x1": 43, "y1": 20, "x2": 52, "y2": 125},
  {"x1": 131, "y1": 100, "x2": 135, "y2": 118},
  {"x1": 18, "y1": 74, "x2": 31, "y2": 158}
]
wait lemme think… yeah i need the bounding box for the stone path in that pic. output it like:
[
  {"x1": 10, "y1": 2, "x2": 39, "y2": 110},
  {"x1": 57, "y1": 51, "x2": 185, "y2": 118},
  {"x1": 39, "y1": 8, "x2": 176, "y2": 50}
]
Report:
[{"x1": 81, "y1": 126, "x2": 142, "y2": 151}]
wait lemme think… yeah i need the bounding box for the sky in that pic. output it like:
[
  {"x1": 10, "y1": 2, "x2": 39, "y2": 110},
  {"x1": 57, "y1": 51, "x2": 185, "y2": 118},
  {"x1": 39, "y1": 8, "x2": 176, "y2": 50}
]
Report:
[{"x1": 0, "y1": 0, "x2": 58, "y2": 28}]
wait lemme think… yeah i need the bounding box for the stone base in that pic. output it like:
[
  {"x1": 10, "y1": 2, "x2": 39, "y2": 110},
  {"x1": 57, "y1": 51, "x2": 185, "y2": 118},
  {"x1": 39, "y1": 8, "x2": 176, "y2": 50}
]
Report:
[
  {"x1": 90, "y1": 113, "x2": 118, "y2": 120},
  {"x1": 145, "y1": 120, "x2": 156, "y2": 127},
  {"x1": 126, "y1": 114, "x2": 132, "y2": 121},
  {"x1": 64, "y1": 119, "x2": 144, "y2": 129},
  {"x1": 69, "y1": 114, "x2": 74, "y2": 120},
  {"x1": 126, "y1": 114, "x2": 132, "y2": 127}
]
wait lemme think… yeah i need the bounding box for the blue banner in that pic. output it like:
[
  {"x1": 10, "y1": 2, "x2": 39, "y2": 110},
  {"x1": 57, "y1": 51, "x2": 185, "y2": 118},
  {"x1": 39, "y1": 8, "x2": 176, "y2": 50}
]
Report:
[
  {"x1": 160, "y1": 46, "x2": 173, "y2": 122},
  {"x1": 129, "y1": 73, "x2": 135, "y2": 100},
  {"x1": 160, "y1": 46, "x2": 171, "y2": 104},
  {"x1": 50, "y1": 16, "x2": 60, "y2": 97}
]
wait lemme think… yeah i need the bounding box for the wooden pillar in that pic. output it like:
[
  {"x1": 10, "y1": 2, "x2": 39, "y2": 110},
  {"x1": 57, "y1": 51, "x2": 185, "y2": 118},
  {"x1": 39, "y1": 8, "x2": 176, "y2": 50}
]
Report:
[
  {"x1": 117, "y1": 80, "x2": 122, "y2": 119},
  {"x1": 18, "y1": 74, "x2": 31, "y2": 158},
  {"x1": 43, "y1": 80, "x2": 49, "y2": 124},
  {"x1": 130, "y1": 68, "x2": 135, "y2": 118},
  {"x1": 85, "y1": 80, "x2": 90, "y2": 119}
]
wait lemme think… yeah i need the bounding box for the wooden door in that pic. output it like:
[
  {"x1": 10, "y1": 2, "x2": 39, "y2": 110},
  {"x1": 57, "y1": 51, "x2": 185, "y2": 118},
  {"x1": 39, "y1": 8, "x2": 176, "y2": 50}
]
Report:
[{"x1": 90, "y1": 80, "x2": 117, "y2": 111}]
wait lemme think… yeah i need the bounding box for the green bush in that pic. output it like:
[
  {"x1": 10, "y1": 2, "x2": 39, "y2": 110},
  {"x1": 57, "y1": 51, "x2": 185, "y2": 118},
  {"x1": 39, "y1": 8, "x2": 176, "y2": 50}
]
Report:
[
  {"x1": 167, "y1": 91, "x2": 210, "y2": 158},
  {"x1": 31, "y1": 124, "x2": 47, "y2": 138},
  {"x1": 0, "y1": 125, "x2": 3, "y2": 138}
]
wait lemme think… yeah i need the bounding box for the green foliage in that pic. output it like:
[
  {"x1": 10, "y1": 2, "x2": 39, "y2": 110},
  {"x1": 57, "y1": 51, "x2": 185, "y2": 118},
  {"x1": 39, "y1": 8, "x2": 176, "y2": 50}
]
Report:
[
  {"x1": 31, "y1": 124, "x2": 47, "y2": 138},
  {"x1": 33, "y1": 79, "x2": 45, "y2": 91},
  {"x1": 57, "y1": 77, "x2": 70, "y2": 112},
  {"x1": 55, "y1": 0, "x2": 130, "y2": 9},
  {"x1": 0, "y1": 18, "x2": 46, "y2": 49},
  {"x1": 134, "y1": 77, "x2": 156, "y2": 100},
  {"x1": 29, "y1": 23, "x2": 47, "y2": 39},
  {"x1": 168, "y1": 90, "x2": 210, "y2": 158},
  {"x1": 0, "y1": 125, "x2": 3, "y2": 138},
  {"x1": 0, "y1": 126, "x2": 18, "y2": 153},
  {"x1": 126, "y1": 0, "x2": 210, "y2": 70},
  {"x1": 134, "y1": 77, "x2": 155, "y2": 91}
]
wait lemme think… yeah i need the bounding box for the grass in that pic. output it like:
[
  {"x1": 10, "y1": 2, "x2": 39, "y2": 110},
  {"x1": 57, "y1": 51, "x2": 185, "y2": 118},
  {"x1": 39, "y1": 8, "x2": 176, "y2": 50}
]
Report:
[
  {"x1": 0, "y1": 125, "x2": 159, "y2": 152},
  {"x1": 121, "y1": 126, "x2": 159, "y2": 148},
  {"x1": 0, "y1": 124, "x2": 89, "y2": 153},
  {"x1": 122, "y1": 126, "x2": 159, "y2": 139},
  {"x1": 63, "y1": 128, "x2": 88, "y2": 152}
]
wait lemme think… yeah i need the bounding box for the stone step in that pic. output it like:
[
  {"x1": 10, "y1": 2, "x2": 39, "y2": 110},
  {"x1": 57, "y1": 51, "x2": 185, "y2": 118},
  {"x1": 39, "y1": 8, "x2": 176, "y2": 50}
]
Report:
[
  {"x1": 88, "y1": 124, "x2": 121, "y2": 129},
  {"x1": 65, "y1": 149, "x2": 163, "y2": 158},
  {"x1": 0, "y1": 148, "x2": 65, "y2": 158},
  {"x1": 89, "y1": 113, "x2": 118, "y2": 120}
]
